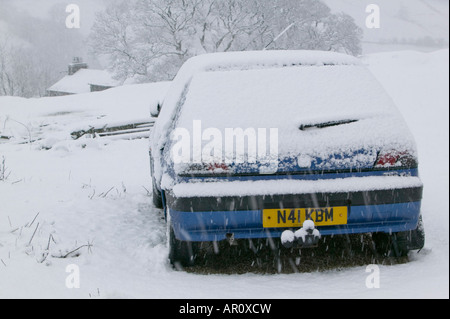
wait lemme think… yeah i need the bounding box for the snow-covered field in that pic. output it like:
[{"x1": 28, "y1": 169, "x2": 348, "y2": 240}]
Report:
[{"x1": 0, "y1": 50, "x2": 448, "y2": 299}]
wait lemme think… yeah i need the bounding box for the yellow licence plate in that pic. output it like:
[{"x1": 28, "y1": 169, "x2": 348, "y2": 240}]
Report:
[{"x1": 263, "y1": 207, "x2": 348, "y2": 228}]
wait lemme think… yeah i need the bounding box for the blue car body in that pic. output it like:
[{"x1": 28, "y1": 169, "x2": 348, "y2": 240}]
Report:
[
  {"x1": 149, "y1": 51, "x2": 423, "y2": 258},
  {"x1": 165, "y1": 167, "x2": 422, "y2": 242}
]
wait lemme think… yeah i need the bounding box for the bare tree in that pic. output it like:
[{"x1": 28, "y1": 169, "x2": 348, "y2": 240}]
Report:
[
  {"x1": 89, "y1": 0, "x2": 362, "y2": 83},
  {"x1": 0, "y1": 37, "x2": 36, "y2": 97},
  {"x1": 0, "y1": 3, "x2": 88, "y2": 97},
  {"x1": 195, "y1": 0, "x2": 267, "y2": 53},
  {"x1": 260, "y1": 0, "x2": 362, "y2": 55},
  {"x1": 90, "y1": 1, "x2": 158, "y2": 81}
]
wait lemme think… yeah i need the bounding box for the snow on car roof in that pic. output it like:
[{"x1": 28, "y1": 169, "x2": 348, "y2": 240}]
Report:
[{"x1": 178, "y1": 49, "x2": 361, "y2": 73}]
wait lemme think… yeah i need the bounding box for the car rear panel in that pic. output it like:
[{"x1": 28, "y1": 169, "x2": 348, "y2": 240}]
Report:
[{"x1": 166, "y1": 171, "x2": 423, "y2": 242}]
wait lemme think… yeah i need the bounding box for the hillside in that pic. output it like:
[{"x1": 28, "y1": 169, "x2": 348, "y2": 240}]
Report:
[{"x1": 323, "y1": 0, "x2": 449, "y2": 53}]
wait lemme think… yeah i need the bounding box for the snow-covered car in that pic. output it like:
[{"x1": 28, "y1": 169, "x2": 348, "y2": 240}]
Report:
[{"x1": 149, "y1": 50, "x2": 425, "y2": 267}]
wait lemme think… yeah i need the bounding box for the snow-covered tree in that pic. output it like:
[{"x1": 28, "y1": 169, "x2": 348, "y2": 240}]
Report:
[
  {"x1": 89, "y1": 0, "x2": 362, "y2": 82},
  {"x1": 0, "y1": 37, "x2": 43, "y2": 98}
]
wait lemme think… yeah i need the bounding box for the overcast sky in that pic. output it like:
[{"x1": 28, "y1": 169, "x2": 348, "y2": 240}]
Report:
[
  {"x1": 0, "y1": 0, "x2": 106, "y2": 35},
  {"x1": 1, "y1": 0, "x2": 448, "y2": 55}
]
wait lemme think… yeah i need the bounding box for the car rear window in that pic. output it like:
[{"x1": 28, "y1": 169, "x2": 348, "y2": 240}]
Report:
[{"x1": 173, "y1": 64, "x2": 404, "y2": 157}]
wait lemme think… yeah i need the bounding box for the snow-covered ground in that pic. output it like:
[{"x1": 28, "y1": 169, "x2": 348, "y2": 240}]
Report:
[{"x1": 0, "y1": 50, "x2": 448, "y2": 299}]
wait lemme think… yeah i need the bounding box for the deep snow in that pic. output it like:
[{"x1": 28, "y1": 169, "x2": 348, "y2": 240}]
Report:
[{"x1": 0, "y1": 50, "x2": 448, "y2": 299}]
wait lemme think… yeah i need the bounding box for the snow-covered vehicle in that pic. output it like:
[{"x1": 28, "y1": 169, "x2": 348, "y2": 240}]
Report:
[{"x1": 149, "y1": 50, "x2": 425, "y2": 267}]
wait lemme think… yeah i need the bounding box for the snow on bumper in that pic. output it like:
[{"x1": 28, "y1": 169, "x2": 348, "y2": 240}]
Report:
[{"x1": 166, "y1": 176, "x2": 423, "y2": 242}]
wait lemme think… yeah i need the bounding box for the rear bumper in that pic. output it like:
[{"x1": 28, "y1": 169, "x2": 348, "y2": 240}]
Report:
[{"x1": 166, "y1": 185, "x2": 423, "y2": 242}]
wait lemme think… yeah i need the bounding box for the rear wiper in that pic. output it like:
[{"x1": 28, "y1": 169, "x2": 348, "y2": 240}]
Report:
[{"x1": 299, "y1": 119, "x2": 358, "y2": 131}]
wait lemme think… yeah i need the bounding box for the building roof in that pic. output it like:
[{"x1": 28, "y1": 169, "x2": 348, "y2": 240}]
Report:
[{"x1": 47, "y1": 69, "x2": 120, "y2": 94}]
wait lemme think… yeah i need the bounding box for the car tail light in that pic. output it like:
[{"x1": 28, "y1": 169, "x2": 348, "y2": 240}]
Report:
[
  {"x1": 181, "y1": 162, "x2": 230, "y2": 175},
  {"x1": 375, "y1": 150, "x2": 417, "y2": 168},
  {"x1": 206, "y1": 163, "x2": 229, "y2": 172}
]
